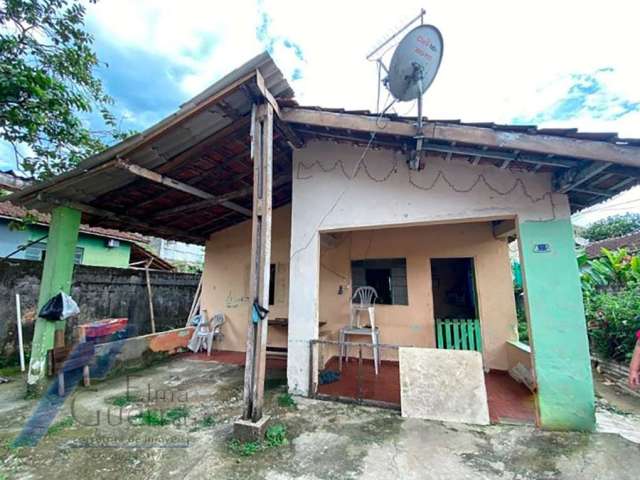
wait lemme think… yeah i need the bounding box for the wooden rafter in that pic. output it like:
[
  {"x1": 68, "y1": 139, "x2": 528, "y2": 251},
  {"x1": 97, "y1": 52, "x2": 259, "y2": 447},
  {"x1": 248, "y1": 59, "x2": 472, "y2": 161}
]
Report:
[
  {"x1": 554, "y1": 161, "x2": 612, "y2": 193},
  {"x1": 115, "y1": 159, "x2": 251, "y2": 217},
  {"x1": 281, "y1": 108, "x2": 640, "y2": 166},
  {"x1": 37, "y1": 193, "x2": 205, "y2": 243}
]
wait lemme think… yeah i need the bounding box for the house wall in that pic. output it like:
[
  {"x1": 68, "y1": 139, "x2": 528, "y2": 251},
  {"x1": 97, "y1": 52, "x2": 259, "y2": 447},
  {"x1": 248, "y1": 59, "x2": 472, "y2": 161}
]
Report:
[
  {"x1": 318, "y1": 222, "x2": 517, "y2": 370},
  {"x1": 27, "y1": 225, "x2": 132, "y2": 268},
  {"x1": 200, "y1": 205, "x2": 292, "y2": 352},
  {"x1": 0, "y1": 219, "x2": 29, "y2": 259},
  {"x1": 201, "y1": 206, "x2": 517, "y2": 371},
  {"x1": 288, "y1": 140, "x2": 571, "y2": 394}
]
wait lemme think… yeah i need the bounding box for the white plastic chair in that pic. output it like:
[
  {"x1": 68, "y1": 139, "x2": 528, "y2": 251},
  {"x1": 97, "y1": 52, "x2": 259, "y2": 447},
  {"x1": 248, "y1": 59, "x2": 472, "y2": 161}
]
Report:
[
  {"x1": 192, "y1": 313, "x2": 225, "y2": 356},
  {"x1": 339, "y1": 287, "x2": 380, "y2": 374}
]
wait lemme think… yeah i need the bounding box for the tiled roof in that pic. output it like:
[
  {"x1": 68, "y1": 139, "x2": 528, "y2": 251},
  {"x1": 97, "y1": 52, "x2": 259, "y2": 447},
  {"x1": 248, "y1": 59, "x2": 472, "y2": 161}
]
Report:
[
  {"x1": 0, "y1": 201, "x2": 148, "y2": 243},
  {"x1": 585, "y1": 231, "x2": 640, "y2": 258}
]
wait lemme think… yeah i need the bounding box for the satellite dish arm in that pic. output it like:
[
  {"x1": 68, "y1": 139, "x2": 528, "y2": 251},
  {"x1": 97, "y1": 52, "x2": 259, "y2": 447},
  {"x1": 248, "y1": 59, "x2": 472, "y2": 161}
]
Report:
[{"x1": 366, "y1": 9, "x2": 427, "y2": 61}]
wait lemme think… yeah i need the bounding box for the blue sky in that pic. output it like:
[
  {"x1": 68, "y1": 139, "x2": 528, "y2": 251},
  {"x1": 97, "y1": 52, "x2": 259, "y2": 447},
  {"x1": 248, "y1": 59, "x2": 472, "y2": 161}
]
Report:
[{"x1": 2, "y1": 0, "x2": 640, "y2": 223}]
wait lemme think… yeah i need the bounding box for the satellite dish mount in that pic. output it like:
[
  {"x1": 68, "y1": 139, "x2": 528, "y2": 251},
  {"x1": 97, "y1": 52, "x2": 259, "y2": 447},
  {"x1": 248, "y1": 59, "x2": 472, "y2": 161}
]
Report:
[{"x1": 367, "y1": 9, "x2": 444, "y2": 170}]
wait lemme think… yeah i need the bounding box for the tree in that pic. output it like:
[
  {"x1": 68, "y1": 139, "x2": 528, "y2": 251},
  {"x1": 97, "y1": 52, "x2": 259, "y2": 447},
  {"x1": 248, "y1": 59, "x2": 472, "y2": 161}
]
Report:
[
  {"x1": 582, "y1": 213, "x2": 640, "y2": 242},
  {"x1": 0, "y1": 0, "x2": 128, "y2": 179}
]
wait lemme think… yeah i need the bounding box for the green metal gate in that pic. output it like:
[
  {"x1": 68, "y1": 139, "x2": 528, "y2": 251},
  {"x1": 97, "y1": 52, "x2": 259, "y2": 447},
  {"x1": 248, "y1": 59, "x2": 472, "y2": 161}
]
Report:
[{"x1": 435, "y1": 318, "x2": 482, "y2": 352}]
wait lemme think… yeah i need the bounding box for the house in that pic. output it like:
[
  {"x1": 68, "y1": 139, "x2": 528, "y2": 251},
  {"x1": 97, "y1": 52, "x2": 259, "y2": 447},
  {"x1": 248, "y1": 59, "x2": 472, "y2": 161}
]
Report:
[
  {"x1": 9, "y1": 53, "x2": 640, "y2": 432},
  {"x1": 1, "y1": 171, "x2": 174, "y2": 270},
  {"x1": 0, "y1": 201, "x2": 143, "y2": 268},
  {"x1": 585, "y1": 230, "x2": 640, "y2": 258}
]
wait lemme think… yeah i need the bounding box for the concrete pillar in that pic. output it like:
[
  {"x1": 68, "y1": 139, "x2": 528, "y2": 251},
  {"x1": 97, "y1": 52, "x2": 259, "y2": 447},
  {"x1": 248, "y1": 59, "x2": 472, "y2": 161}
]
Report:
[
  {"x1": 27, "y1": 206, "x2": 81, "y2": 392},
  {"x1": 517, "y1": 217, "x2": 595, "y2": 430},
  {"x1": 287, "y1": 227, "x2": 320, "y2": 395}
]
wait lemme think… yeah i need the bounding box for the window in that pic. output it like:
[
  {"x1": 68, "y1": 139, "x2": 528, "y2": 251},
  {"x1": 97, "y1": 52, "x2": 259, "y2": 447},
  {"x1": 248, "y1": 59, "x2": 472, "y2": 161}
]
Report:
[
  {"x1": 351, "y1": 258, "x2": 408, "y2": 305},
  {"x1": 24, "y1": 242, "x2": 85, "y2": 265},
  {"x1": 269, "y1": 263, "x2": 276, "y2": 305}
]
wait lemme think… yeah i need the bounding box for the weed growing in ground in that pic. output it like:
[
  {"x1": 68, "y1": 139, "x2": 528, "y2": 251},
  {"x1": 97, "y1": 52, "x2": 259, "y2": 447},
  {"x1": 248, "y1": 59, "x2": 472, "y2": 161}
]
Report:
[
  {"x1": 265, "y1": 424, "x2": 288, "y2": 447},
  {"x1": 277, "y1": 393, "x2": 296, "y2": 408},
  {"x1": 228, "y1": 423, "x2": 289, "y2": 457},
  {"x1": 109, "y1": 393, "x2": 143, "y2": 407},
  {"x1": 229, "y1": 439, "x2": 261, "y2": 456},
  {"x1": 133, "y1": 406, "x2": 189, "y2": 426},
  {"x1": 47, "y1": 417, "x2": 73, "y2": 436},
  {"x1": 199, "y1": 415, "x2": 216, "y2": 428}
]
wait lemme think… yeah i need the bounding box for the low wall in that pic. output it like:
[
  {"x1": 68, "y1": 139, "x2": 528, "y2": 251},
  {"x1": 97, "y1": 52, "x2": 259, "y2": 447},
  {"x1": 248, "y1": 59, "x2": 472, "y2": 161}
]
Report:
[
  {"x1": 506, "y1": 340, "x2": 536, "y2": 392},
  {"x1": 593, "y1": 356, "x2": 640, "y2": 399},
  {"x1": 0, "y1": 258, "x2": 199, "y2": 360},
  {"x1": 92, "y1": 327, "x2": 194, "y2": 378}
]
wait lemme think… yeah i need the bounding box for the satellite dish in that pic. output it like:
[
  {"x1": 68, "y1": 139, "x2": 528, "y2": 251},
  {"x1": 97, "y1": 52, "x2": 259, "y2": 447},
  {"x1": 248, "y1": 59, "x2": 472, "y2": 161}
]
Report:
[
  {"x1": 366, "y1": 11, "x2": 444, "y2": 170},
  {"x1": 387, "y1": 24, "x2": 443, "y2": 102}
]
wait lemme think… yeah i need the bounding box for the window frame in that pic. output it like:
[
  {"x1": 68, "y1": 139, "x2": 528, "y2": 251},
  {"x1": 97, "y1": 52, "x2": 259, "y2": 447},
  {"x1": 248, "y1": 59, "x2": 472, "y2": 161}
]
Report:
[{"x1": 350, "y1": 257, "x2": 409, "y2": 306}]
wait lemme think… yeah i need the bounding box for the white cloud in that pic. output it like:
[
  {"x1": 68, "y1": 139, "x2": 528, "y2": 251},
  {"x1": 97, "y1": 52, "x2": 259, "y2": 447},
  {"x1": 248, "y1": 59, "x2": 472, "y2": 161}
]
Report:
[{"x1": 86, "y1": 0, "x2": 640, "y2": 134}]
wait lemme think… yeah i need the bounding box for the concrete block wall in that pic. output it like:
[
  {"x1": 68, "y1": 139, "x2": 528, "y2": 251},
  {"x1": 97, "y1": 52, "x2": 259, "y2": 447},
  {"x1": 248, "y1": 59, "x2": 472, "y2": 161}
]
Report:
[{"x1": 0, "y1": 258, "x2": 199, "y2": 359}]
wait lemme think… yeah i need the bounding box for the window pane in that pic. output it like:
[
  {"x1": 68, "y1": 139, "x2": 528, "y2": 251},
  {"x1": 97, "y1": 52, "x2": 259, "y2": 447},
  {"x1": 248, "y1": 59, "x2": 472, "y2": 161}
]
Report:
[{"x1": 350, "y1": 258, "x2": 408, "y2": 305}]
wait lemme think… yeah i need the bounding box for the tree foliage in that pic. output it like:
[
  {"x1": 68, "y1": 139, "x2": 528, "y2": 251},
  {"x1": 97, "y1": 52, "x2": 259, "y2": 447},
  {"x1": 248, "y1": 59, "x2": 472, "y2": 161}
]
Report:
[
  {"x1": 0, "y1": 0, "x2": 130, "y2": 179},
  {"x1": 582, "y1": 213, "x2": 640, "y2": 242},
  {"x1": 579, "y1": 247, "x2": 640, "y2": 362}
]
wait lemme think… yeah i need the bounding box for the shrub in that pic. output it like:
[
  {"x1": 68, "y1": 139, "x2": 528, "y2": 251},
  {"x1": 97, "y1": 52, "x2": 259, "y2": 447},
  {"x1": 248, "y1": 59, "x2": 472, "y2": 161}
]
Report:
[{"x1": 585, "y1": 287, "x2": 640, "y2": 362}]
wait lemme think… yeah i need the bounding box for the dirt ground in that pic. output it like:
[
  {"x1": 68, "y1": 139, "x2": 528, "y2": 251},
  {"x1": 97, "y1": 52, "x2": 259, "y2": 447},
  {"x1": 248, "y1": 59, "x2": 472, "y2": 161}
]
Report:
[{"x1": 1, "y1": 356, "x2": 640, "y2": 480}]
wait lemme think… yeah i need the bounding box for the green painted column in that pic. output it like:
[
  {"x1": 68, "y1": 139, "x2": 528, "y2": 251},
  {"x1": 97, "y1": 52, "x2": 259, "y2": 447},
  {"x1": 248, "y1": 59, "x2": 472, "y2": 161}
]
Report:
[
  {"x1": 27, "y1": 206, "x2": 81, "y2": 392},
  {"x1": 518, "y1": 218, "x2": 595, "y2": 431}
]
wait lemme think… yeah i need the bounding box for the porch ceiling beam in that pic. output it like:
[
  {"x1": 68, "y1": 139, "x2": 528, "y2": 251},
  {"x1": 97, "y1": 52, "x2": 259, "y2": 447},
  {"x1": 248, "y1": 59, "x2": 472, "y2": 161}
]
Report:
[
  {"x1": 296, "y1": 127, "x2": 579, "y2": 169},
  {"x1": 554, "y1": 161, "x2": 612, "y2": 193},
  {"x1": 572, "y1": 186, "x2": 613, "y2": 197},
  {"x1": 281, "y1": 108, "x2": 640, "y2": 166},
  {"x1": 130, "y1": 150, "x2": 252, "y2": 212},
  {"x1": 608, "y1": 176, "x2": 637, "y2": 191},
  {"x1": 115, "y1": 159, "x2": 251, "y2": 217},
  {"x1": 36, "y1": 193, "x2": 205, "y2": 244},
  {"x1": 493, "y1": 220, "x2": 516, "y2": 240},
  {"x1": 152, "y1": 173, "x2": 291, "y2": 220},
  {"x1": 151, "y1": 185, "x2": 253, "y2": 219}
]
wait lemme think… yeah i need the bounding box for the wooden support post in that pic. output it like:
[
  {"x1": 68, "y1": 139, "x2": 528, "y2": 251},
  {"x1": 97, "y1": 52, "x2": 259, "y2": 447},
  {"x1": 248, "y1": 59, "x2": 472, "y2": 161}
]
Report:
[
  {"x1": 27, "y1": 206, "x2": 81, "y2": 393},
  {"x1": 241, "y1": 102, "x2": 274, "y2": 424},
  {"x1": 145, "y1": 259, "x2": 156, "y2": 334}
]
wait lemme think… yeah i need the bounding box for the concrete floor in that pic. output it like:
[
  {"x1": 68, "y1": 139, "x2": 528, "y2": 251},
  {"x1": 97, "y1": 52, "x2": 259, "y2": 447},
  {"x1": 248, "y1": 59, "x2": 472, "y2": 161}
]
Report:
[{"x1": 1, "y1": 356, "x2": 640, "y2": 480}]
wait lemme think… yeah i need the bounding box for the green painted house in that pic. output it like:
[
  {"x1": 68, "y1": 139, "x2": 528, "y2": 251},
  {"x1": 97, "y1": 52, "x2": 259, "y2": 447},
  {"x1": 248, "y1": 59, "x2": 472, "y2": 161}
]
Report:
[{"x1": 0, "y1": 201, "x2": 142, "y2": 268}]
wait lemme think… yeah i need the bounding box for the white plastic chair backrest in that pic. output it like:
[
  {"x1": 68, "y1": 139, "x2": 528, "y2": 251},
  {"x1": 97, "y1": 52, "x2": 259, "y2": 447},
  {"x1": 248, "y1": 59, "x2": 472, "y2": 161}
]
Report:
[
  {"x1": 211, "y1": 313, "x2": 225, "y2": 334},
  {"x1": 352, "y1": 287, "x2": 377, "y2": 308}
]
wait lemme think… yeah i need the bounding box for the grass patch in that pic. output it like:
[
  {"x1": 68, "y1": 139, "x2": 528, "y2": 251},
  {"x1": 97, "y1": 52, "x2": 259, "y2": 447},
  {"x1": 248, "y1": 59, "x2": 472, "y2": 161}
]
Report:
[
  {"x1": 228, "y1": 423, "x2": 289, "y2": 457},
  {"x1": 277, "y1": 392, "x2": 296, "y2": 408},
  {"x1": 47, "y1": 417, "x2": 73, "y2": 436},
  {"x1": 265, "y1": 424, "x2": 288, "y2": 447},
  {"x1": 109, "y1": 393, "x2": 144, "y2": 407},
  {"x1": 229, "y1": 439, "x2": 262, "y2": 457},
  {"x1": 0, "y1": 365, "x2": 22, "y2": 378},
  {"x1": 199, "y1": 415, "x2": 216, "y2": 428},
  {"x1": 133, "y1": 406, "x2": 189, "y2": 426}
]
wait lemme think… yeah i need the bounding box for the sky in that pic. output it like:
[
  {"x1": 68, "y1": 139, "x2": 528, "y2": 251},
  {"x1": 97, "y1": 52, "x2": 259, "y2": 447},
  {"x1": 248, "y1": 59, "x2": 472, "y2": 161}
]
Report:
[{"x1": 2, "y1": 0, "x2": 640, "y2": 225}]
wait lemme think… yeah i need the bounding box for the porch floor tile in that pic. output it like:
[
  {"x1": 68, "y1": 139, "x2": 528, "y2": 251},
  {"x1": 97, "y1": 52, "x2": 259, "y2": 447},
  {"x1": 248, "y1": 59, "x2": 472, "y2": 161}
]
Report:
[{"x1": 318, "y1": 357, "x2": 536, "y2": 424}]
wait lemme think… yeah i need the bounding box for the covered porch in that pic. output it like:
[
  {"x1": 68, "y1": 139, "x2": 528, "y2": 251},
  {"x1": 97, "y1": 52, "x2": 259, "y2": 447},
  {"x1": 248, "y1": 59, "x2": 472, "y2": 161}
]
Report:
[{"x1": 304, "y1": 220, "x2": 536, "y2": 423}]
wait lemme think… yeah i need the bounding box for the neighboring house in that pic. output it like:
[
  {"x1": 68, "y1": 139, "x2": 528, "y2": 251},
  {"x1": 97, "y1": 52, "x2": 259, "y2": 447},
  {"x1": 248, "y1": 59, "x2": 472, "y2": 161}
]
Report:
[
  {"x1": 10, "y1": 53, "x2": 640, "y2": 431},
  {"x1": 585, "y1": 230, "x2": 640, "y2": 258},
  {"x1": 0, "y1": 202, "x2": 144, "y2": 268},
  {"x1": 149, "y1": 237, "x2": 205, "y2": 265}
]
